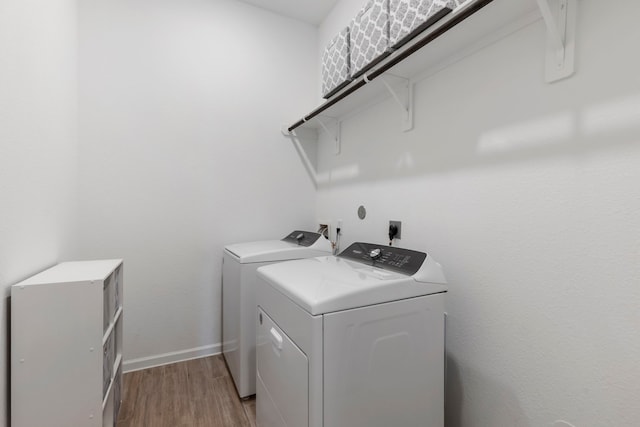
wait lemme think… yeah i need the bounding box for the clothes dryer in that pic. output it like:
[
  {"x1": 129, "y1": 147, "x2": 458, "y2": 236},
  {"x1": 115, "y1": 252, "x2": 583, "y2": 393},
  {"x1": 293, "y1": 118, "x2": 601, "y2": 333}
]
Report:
[
  {"x1": 222, "y1": 230, "x2": 331, "y2": 398},
  {"x1": 256, "y1": 242, "x2": 447, "y2": 426}
]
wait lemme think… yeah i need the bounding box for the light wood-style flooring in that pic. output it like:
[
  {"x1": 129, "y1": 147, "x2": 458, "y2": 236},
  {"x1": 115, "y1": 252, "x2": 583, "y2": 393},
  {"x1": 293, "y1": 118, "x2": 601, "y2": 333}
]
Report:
[{"x1": 117, "y1": 355, "x2": 256, "y2": 427}]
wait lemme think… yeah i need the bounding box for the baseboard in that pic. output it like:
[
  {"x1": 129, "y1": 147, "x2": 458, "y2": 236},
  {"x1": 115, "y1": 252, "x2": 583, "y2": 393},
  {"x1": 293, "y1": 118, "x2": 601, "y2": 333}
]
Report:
[{"x1": 122, "y1": 343, "x2": 222, "y2": 373}]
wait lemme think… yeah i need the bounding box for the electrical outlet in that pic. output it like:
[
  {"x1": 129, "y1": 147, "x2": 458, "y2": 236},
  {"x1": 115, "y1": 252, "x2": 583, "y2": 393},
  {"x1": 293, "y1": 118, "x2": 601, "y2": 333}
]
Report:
[{"x1": 389, "y1": 220, "x2": 402, "y2": 240}]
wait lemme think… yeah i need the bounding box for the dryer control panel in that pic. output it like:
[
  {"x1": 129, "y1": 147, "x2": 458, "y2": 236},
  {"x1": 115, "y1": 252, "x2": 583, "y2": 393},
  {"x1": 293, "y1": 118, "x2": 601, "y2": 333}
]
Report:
[
  {"x1": 282, "y1": 230, "x2": 322, "y2": 247},
  {"x1": 338, "y1": 242, "x2": 427, "y2": 276}
]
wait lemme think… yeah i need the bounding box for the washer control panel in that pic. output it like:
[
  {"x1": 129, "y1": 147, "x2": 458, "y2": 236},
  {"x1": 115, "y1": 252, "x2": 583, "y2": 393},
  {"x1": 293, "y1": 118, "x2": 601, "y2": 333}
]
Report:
[
  {"x1": 282, "y1": 230, "x2": 322, "y2": 247},
  {"x1": 338, "y1": 242, "x2": 427, "y2": 275}
]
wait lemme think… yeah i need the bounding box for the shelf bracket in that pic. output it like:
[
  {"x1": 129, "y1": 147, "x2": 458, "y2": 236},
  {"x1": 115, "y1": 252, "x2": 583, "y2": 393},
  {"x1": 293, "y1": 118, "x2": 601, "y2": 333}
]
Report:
[
  {"x1": 281, "y1": 126, "x2": 320, "y2": 189},
  {"x1": 281, "y1": 115, "x2": 340, "y2": 155},
  {"x1": 315, "y1": 116, "x2": 341, "y2": 155},
  {"x1": 379, "y1": 74, "x2": 414, "y2": 132},
  {"x1": 536, "y1": 0, "x2": 576, "y2": 83}
]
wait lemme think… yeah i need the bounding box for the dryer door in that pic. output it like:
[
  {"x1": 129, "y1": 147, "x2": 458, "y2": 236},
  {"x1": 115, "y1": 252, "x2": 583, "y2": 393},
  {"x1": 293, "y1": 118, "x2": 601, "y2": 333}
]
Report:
[
  {"x1": 323, "y1": 294, "x2": 445, "y2": 427},
  {"x1": 256, "y1": 308, "x2": 309, "y2": 427}
]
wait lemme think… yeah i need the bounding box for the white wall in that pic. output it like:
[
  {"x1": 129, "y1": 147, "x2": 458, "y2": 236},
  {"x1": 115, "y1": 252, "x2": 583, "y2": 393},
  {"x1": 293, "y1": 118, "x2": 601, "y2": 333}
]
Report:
[
  {"x1": 0, "y1": 0, "x2": 78, "y2": 424},
  {"x1": 77, "y1": 0, "x2": 318, "y2": 368},
  {"x1": 316, "y1": 0, "x2": 640, "y2": 426}
]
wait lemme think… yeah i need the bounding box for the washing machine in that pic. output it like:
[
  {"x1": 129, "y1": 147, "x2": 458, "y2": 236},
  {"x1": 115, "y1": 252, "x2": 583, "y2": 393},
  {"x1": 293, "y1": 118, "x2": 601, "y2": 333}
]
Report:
[
  {"x1": 255, "y1": 242, "x2": 448, "y2": 427},
  {"x1": 222, "y1": 230, "x2": 332, "y2": 398}
]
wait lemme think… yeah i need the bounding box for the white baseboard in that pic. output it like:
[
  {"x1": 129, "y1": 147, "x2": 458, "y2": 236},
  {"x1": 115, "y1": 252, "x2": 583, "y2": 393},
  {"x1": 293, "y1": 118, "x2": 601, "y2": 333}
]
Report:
[{"x1": 122, "y1": 343, "x2": 222, "y2": 373}]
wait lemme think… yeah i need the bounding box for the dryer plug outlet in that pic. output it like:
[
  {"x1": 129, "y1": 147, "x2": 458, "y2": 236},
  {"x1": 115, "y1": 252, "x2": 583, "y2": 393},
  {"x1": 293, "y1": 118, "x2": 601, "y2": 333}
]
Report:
[{"x1": 388, "y1": 221, "x2": 401, "y2": 245}]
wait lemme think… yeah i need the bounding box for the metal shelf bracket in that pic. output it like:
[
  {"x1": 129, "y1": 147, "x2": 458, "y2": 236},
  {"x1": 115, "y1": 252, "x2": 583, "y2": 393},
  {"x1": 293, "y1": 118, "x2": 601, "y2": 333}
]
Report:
[
  {"x1": 282, "y1": 115, "x2": 341, "y2": 155},
  {"x1": 536, "y1": 0, "x2": 577, "y2": 83},
  {"x1": 379, "y1": 74, "x2": 414, "y2": 132},
  {"x1": 315, "y1": 116, "x2": 341, "y2": 155},
  {"x1": 280, "y1": 116, "x2": 342, "y2": 154}
]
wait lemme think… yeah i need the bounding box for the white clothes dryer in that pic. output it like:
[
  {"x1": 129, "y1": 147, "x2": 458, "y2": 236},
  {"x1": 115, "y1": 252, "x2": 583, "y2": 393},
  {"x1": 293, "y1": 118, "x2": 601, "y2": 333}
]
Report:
[
  {"x1": 222, "y1": 230, "x2": 332, "y2": 398},
  {"x1": 256, "y1": 242, "x2": 448, "y2": 427}
]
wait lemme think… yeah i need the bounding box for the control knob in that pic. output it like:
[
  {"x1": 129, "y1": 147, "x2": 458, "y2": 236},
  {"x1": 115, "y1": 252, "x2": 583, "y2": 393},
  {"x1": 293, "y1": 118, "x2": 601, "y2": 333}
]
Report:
[{"x1": 369, "y1": 248, "x2": 382, "y2": 260}]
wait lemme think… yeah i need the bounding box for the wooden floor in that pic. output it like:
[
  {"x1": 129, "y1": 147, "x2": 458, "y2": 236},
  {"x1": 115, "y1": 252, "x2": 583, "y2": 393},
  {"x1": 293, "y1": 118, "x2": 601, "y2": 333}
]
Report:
[{"x1": 117, "y1": 355, "x2": 256, "y2": 427}]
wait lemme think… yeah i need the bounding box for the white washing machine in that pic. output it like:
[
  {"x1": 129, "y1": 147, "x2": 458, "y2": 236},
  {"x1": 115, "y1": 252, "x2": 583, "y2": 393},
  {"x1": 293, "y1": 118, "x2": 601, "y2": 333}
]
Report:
[
  {"x1": 256, "y1": 242, "x2": 448, "y2": 427},
  {"x1": 222, "y1": 230, "x2": 332, "y2": 398}
]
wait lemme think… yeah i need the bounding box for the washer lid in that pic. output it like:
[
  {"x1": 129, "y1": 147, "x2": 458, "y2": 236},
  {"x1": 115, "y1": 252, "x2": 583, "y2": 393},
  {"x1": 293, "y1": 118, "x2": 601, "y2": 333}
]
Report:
[
  {"x1": 224, "y1": 232, "x2": 331, "y2": 264},
  {"x1": 257, "y1": 255, "x2": 447, "y2": 315}
]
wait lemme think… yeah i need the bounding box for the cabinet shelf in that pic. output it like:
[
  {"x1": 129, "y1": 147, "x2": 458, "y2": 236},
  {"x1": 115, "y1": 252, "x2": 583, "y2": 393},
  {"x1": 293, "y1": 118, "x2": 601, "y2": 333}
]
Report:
[
  {"x1": 287, "y1": 0, "x2": 540, "y2": 133},
  {"x1": 102, "y1": 306, "x2": 123, "y2": 345},
  {"x1": 102, "y1": 354, "x2": 123, "y2": 410}
]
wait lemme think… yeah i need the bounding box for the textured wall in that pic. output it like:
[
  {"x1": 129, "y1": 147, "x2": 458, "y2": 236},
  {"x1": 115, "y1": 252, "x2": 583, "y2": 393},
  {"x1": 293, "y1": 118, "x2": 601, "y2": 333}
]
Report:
[
  {"x1": 77, "y1": 0, "x2": 319, "y2": 368},
  {"x1": 0, "y1": 0, "x2": 79, "y2": 424},
  {"x1": 316, "y1": 0, "x2": 640, "y2": 425}
]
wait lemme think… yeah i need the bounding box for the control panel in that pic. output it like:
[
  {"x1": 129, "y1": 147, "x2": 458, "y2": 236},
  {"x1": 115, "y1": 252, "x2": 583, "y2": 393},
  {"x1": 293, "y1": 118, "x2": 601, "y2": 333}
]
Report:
[
  {"x1": 282, "y1": 230, "x2": 322, "y2": 247},
  {"x1": 338, "y1": 242, "x2": 427, "y2": 276}
]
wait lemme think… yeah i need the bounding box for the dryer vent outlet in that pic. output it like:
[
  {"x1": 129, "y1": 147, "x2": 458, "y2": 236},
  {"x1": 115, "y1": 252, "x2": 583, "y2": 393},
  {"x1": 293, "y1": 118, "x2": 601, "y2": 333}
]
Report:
[{"x1": 318, "y1": 224, "x2": 330, "y2": 239}]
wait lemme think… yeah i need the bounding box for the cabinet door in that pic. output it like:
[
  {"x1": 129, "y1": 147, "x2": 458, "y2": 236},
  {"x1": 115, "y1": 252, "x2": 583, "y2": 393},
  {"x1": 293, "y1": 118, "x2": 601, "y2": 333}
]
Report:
[{"x1": 256, "y1": 308, "x2": 308, "y2": 427}]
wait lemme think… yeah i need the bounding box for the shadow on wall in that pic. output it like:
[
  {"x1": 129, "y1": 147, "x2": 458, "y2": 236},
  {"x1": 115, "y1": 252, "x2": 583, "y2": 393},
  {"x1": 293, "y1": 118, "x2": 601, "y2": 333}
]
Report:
[
  {"x1": 286, "y1": 91, "x2": 640, "y2": 189},
  {"x1": 446, "y1": 353, "x2": 530, "y2": 427},
  {"x1": 5, "y1": 295, "x2": 10, "y2": 427},
  {"x1": 445, "y1": 353, "x2": 464, "y2": 427}
]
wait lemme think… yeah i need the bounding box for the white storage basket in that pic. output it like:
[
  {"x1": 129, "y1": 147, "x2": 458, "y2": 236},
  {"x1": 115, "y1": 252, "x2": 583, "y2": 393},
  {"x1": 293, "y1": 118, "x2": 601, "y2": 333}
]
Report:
[
  {"x1": 322, "y1": 27, "x2": 352, "y2": 99},
  {"x1": 350, "y1": 0, "x2": 391, "y2": 78},
  {"x1": 390, "y1": 0, "x2": 459, "y2": 48}
]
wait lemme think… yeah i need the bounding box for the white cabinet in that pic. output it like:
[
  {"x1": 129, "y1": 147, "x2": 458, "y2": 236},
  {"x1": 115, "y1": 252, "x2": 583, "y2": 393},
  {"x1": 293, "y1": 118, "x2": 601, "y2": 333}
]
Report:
[{"x1": 11, "y1": 259, "x2": 124, "y2": 427}]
